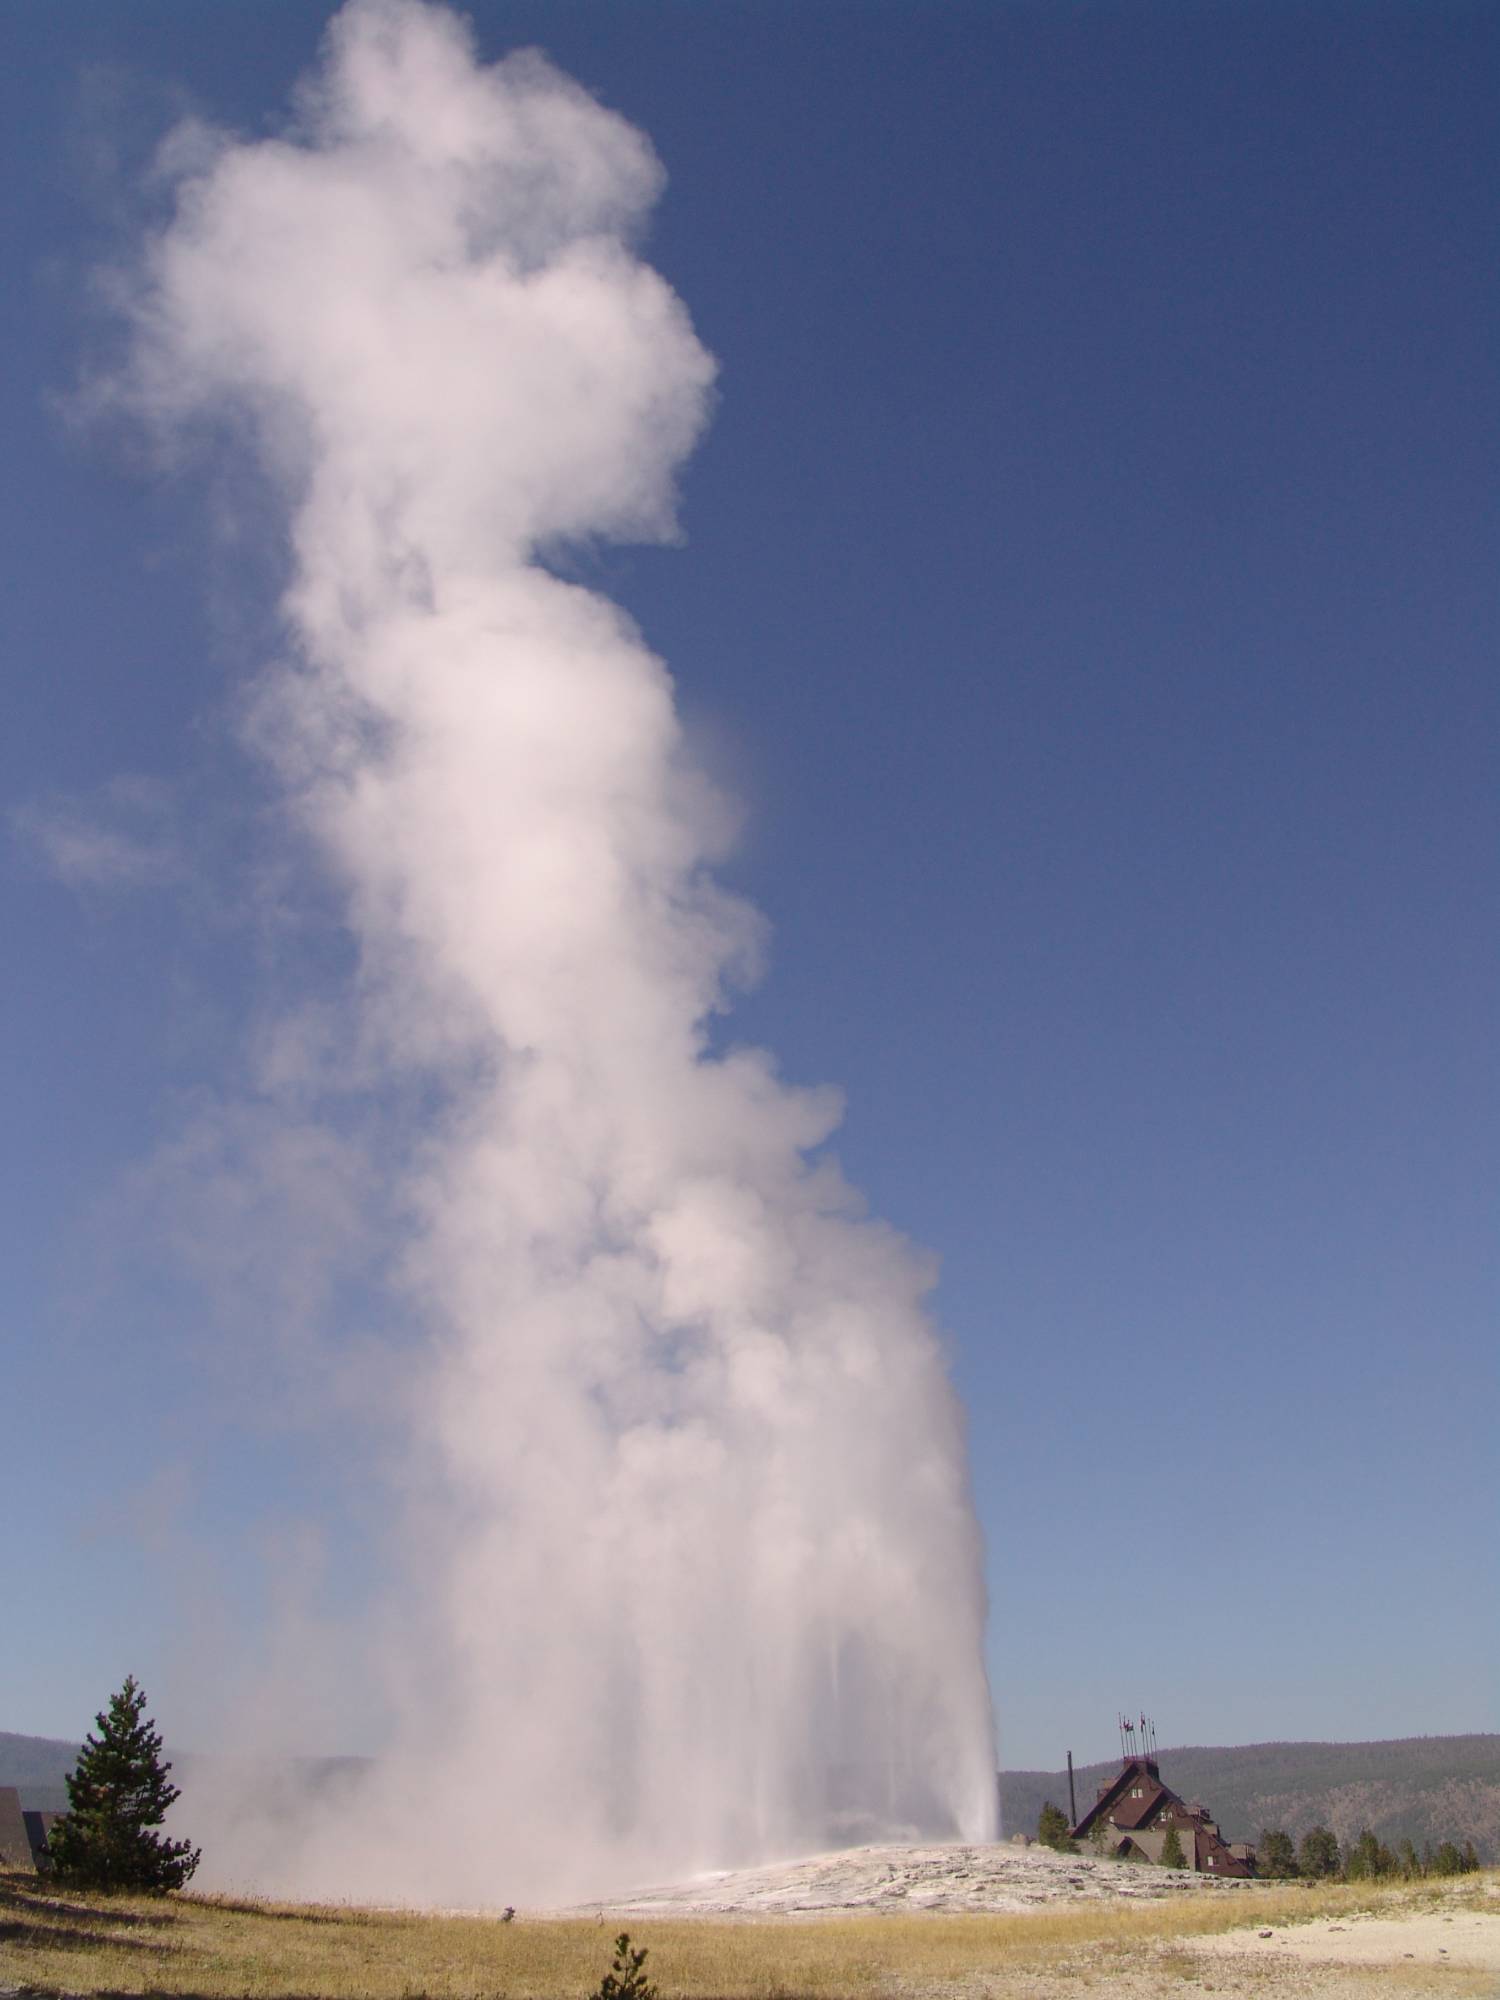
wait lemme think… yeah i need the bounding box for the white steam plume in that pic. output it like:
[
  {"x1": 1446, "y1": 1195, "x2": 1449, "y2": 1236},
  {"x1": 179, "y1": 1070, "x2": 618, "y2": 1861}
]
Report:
[{"x1": 126, "y1": 0, "x2": 995, "y2": 1902}]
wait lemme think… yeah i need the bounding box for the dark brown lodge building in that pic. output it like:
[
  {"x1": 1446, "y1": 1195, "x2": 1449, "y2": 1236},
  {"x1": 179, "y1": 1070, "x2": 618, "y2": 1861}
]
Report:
[{"x1": 1069, "y1": 1756, "x2": 1256, "y2": 1875}]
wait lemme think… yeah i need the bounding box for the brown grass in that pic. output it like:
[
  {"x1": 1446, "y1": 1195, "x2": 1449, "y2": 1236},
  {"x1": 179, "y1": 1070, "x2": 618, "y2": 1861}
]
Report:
[{"x1": 0, "y1": 1867, "x2": 1494, "y2": 1999}]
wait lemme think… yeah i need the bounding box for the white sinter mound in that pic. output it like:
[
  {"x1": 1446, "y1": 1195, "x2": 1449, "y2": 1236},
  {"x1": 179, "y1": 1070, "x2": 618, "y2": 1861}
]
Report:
[{"x1": 563, "y1": 1840, "x2": 1257, "y2": 1917}]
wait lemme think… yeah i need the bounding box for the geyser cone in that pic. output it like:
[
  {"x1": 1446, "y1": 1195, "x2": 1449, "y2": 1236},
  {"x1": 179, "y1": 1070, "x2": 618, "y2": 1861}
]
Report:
[{"x1": 127, "y1": 0, "x2": 996, "y2": 1903}]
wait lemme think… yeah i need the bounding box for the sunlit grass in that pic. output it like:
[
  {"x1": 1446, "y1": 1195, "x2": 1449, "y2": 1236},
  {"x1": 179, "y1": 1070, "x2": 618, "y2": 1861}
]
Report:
[{"x1": 1, "y1": 1866, "x2": 1494, "y2": 1997}]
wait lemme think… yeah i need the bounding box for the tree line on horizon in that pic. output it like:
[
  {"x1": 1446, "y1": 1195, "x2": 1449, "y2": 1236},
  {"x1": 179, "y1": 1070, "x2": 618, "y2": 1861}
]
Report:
[
  {"x1": 1007, "y1": 1736, "x2": 1500, "y2": 1869},
  {"x1": 1036, "y1": 1800, "x2": 1482, "y2": 1878},
  {"x1": 1257, "y1": 1823, "x2": 1482, "y2": 1881}
]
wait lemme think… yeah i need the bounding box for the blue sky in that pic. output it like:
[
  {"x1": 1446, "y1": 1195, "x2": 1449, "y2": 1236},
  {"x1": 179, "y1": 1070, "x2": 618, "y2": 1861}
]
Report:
[{"x1": 3, "y1": 0, "x2": 1496, "y2": 1776}]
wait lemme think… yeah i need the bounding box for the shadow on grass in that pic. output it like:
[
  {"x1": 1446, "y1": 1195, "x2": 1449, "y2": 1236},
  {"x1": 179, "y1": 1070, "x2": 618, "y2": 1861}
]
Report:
[
  {"x1": 0, "y1": 1913, "x2": 170, "y2": 1954},
  {"x1": 0, "y1": 1877, "x2": 178, "y2": 1925},
  {"x1": 0, "y1": 1869, "x2": 185, "y2": 1962},
  {"x1": 190, "y1": 1896, "x2": 355, "y2": 1925}
]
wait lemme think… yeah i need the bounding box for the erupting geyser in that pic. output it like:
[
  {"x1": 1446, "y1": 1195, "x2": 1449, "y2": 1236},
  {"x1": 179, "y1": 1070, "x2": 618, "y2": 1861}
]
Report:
[{"x1": 126, "y1": 0, "x2": 996, "y2": 1903}]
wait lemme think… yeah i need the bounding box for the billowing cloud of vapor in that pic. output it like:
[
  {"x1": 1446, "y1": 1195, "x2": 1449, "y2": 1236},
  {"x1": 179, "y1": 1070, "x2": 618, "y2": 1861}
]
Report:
[{"x1": 125, "y1": 0, "x2": 995, "y2": 1902}]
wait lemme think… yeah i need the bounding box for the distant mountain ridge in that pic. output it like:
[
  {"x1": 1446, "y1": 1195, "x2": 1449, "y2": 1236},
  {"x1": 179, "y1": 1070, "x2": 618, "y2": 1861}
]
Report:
[
  {"x1": 1000, "y1": 1735, "x2": 1500, "y2": 1862},
  {"x1": 0, "y1": 1731, "x2": 80, "y2": 1813},
  {"x1": 0, "y1": 1730, "x2": 370, "y2": 1819},
  {"x1": 7, "y1": 1726, "x2": 1496, "y2": 1864}
]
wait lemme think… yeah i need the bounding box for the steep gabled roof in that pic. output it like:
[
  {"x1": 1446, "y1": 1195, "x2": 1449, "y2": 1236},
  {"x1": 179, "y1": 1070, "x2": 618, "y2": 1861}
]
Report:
[
  {"x1": 1112, "y1": 1780, "x2": 1169, "y2": 1830},
  {"x1": 1069, "y1": 1753, "x2": 1256, "y2": 1876},
  {"x1": 1070, "y1": 1756, "x2": 1165, "y2": 1839}
]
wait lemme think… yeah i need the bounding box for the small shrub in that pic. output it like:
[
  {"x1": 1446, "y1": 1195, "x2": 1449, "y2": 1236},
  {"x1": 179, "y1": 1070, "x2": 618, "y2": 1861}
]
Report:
[{"x1": 590, "y1": 1932, "x2": 658, "y2": 2000}]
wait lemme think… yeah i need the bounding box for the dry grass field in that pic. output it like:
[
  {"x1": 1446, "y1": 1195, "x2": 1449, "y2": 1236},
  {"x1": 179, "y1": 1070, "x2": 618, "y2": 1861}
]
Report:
[{"x1": 2, "y1": 1867, "x2": 1497, "y2": 1999}]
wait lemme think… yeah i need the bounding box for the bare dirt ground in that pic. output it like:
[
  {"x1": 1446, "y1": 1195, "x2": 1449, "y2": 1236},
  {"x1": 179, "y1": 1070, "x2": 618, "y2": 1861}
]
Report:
[{"x1": 1191, "y1": 1896, "x2": 1500, "y2": 1979}]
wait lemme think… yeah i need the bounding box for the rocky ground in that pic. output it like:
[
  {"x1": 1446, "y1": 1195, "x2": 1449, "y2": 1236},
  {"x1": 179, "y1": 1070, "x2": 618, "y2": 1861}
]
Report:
[
  {"x1": 570, "y1": 1836, "x2": 1258, "y2": 1916},
  {"x1": 568, "y1": 1841, "x2": 1500, "y2": 1996}
]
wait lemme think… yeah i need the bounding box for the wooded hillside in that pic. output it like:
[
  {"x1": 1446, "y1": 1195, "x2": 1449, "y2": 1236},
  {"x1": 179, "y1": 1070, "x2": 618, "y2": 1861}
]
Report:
[
  {"x1": 9, "y1": 1727, "x2": 1497, "y2": 1863},
  {"x1": 1001, "y1": 1736, "x2": 1500, "y2": 1861}
]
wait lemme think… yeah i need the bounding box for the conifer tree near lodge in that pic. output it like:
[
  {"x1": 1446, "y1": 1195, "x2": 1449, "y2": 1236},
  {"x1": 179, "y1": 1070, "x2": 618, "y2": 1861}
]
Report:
[{"x1": 45, "y1": 1676, "x2": 200, "y2": 1891}]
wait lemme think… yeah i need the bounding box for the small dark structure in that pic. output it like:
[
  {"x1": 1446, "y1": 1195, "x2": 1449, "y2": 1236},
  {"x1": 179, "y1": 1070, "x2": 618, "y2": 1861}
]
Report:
[
  {"x1": 0, "y1": 1786, "x2": 59, "y2": 1872},
  {"x1": 1069, "y1": 1756, "x2": 1256, "y2": 1875}
]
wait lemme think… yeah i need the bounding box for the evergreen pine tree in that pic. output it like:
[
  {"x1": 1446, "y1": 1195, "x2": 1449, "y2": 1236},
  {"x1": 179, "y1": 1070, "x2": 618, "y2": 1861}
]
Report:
[
  {"x1": 1257, "y1": 1829, "x2": 1298, "y2": 1878},
  {"x1": 1036, "y1": 1801, "x2": 1074, "y2": 1851},
  {"x1": 1297, "y1": 1825, "x2": 1341, "y2": 1879},
  {"x1": 46, "y1": 1676, "x2": 200, "y2": 1892},
  {"x1": 1159, "y1": 1824, "x2": 1186, "y2": 1869}
]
